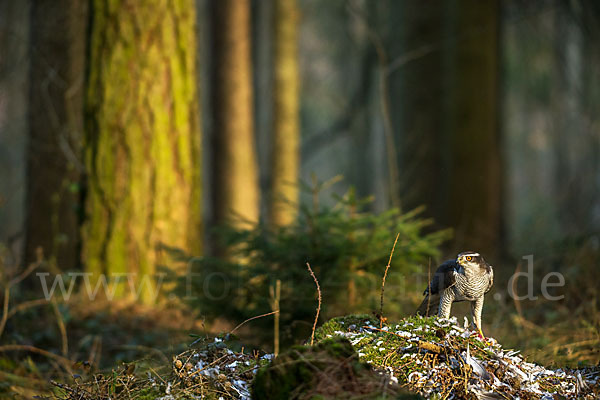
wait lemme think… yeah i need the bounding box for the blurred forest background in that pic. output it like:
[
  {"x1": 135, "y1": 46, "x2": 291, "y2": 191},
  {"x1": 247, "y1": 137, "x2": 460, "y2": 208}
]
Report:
[{"x1": 0, "y1": 0, "x2": 600, "y2": 395}]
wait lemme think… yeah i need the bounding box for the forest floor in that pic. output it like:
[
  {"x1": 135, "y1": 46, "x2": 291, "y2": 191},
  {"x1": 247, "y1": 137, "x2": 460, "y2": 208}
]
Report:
[
  {"x1": 8, "y1": 313, "x2": 598, "y2": 400},
  {"x1": 1, "y1": 261, "x2": 599, "y2": 399}
]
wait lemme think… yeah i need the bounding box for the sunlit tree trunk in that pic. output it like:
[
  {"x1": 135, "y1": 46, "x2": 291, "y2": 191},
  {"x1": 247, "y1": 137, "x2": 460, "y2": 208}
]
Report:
[
  {"x1": 25, "y1": 0, "x2": 87, "y2": 270},
  {"x1": 84, "y1": 0, "x2": 202, "y2": 303},
  {"x1": 212, "y1": 0, "x2": 259, "y2": 230},
  {"x1": 441, "y1": 0, "x2": 501, "y2": 255},
  {"x1": 269, "y1": 0, "x2": 300, "y2": 227}
]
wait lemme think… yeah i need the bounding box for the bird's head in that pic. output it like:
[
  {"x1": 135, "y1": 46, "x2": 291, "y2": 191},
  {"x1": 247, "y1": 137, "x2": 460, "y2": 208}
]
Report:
[{"x1": 457, "y1": 251, "x2": 489, "y2": 271}]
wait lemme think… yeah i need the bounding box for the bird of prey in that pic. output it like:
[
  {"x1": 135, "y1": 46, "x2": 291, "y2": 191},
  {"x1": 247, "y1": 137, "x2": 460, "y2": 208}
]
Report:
[{"x1": 417, "y1": 251, "x2": 494, "y2": 338}]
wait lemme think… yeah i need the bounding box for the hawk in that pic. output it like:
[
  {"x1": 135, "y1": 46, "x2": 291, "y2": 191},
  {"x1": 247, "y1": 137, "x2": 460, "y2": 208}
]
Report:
[{"x1": 417, "y1": 251, "x2": 494, "y2": 338}]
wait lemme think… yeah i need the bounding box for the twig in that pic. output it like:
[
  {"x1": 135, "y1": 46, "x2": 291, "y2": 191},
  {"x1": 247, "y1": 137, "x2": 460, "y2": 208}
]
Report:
[
  {"x1": 6, "y1": 298, "x2": 49, "y2": 319},
  {"x1": 115, "y1": 344, "x2": 169, "y2": 364},
  {"x1": 9, "y1": 251, "x2": 43, "y2": 287},
  {"x1": 0, "y1": 250, "x2": 45, "y2": 339},
  {"x1": 0, "y1": 287, "x2": 9, "y2": 339},
  {"x1": 88, "y1": 335, "x2": 102, "y2": 370},
  {"x1": 51, "y1": 299, "x2": 69, "y2": 357},
  {"x1": 426, "y1": 258, "x2": 432, "y2": 315},
  {"x1": 0, "y1": 345, "x2": 73, "y2": 374},
  {"x1": 347, "y1": 3, "x2": 400, "y2": 208},
  {"x1": 379, "y1": 233, "x2": 400, "y2": 328},
  {"x1": 230, "y1": 310, "x2": 280, "y2": 335},
  {"x1": 306, "y1": 262, "x2": 321, "y2": 346},
  {"x1": 386, "y1": 43, "x2": 439, "y2": 75},
  {"x1": 269, "y1": 280, "x2": 281, "y2": 356},
  {"x1": 511, "y1": 262, "x2": 524, "y2": 326}
]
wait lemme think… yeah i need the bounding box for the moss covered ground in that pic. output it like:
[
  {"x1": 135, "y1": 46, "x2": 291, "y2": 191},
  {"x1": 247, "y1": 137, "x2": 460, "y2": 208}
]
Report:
[
  {"x1": 48, "y1": 314, "x2": 599, "y2": 399},
  {"x1": 312, "y1": 314, "x2": 600, "y2": 399}
]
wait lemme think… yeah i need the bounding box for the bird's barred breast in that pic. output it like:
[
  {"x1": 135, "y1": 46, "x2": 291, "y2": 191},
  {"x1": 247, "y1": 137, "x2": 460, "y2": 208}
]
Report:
[{"x1": 454, "y1": 274, "x2": 489, "y2": 301}]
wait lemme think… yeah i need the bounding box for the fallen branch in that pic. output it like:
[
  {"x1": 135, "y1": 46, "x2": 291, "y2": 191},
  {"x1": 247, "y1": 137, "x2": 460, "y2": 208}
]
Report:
[{"x1": 417, "y1": 340, "x2": 444, "y2": 354}]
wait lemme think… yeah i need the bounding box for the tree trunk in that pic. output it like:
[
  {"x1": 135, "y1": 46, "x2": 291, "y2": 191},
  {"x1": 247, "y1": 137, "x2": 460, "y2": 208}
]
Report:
[
  {"x1": 391, "y1": 1, "x2": 446, "y2": 214},
  {"x1": 0, "y1": 0, "x2": 30, "y2": 262},
  {"x1": 269, "y1": 0, "x2": 300, "y2": 227},
  {"x1": 212, "y1": 0, "x2": 260, "y2": 231},
  {"x1": 442, "y1": 0, "x2": 501, "y2": 255},
  {"x1": 84, "y1": 0, "x2": 202, "y2": 303},
  {"x1": 25, "y1": 0, "x2": 87, "y2": 270}
]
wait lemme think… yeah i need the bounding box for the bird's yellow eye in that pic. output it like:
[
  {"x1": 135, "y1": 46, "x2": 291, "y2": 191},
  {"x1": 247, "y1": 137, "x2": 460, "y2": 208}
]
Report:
[{"x1": 466, "y1": 256, "x2": 472, "y2": 261}]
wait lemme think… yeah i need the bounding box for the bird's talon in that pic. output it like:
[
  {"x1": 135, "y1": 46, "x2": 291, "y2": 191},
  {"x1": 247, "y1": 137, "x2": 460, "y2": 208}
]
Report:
[
  {"x1": 470, "y1": 330, "x2": 488, "y2": 342},
  {"x1": 476, "y1": 331, "x2": 494, "y2": 346}
]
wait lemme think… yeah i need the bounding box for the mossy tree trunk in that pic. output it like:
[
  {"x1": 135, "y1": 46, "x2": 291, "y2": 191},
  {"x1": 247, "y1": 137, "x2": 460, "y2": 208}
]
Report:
[
  {"x1": 269, "y1": 0, "x2": 300, "y2": 227},
  {"x1": 212, "y1": 0, "x2": 260, "y2": 231},
  {"x1": 84, "y1": 0, "x2": 202, "y2": 303},
  {"x1": 26, "y1": 0, "x2": 87, "y2": 271}
]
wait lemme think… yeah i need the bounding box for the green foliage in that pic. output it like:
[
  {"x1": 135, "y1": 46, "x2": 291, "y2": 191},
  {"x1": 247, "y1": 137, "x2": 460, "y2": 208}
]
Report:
[{"x1": 183, "y1": 184, "x2": 450, "y2": 347}]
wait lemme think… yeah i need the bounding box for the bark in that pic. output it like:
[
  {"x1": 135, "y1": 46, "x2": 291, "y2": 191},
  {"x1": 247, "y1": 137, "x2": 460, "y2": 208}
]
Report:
[
  {"x1": 84, "y1": 0, "x2": 202, "y2": 303},
  {"x1": 392, "y1": 1, "x2": 446, "y2": 213},
  {"x1": 0, "y1": 1, "x2": 30, "y2": 261},
  {"x1": 391, "y1": 1, "x2": 501, "y2": 254},
  {"x1": 269, "y1": 0, "x2": 300, "y2": 227},
  {"x1": 212, "y1": 0, "x2": 260, "y2": 230},
  {"x1": 25, "y1": 0, "x2": 87, "y2": 270},
  {"x1": 442, "y1": 0, "x2": 501, "y2": 255}
]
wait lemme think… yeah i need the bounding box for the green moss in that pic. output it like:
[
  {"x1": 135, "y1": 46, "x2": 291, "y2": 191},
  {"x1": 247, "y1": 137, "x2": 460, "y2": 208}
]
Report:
[
  {"x1": 84, "y1": 0, "x2": 202, "y2": 304},
  {"x1": 312, "y1": 315, "x2": 497, "y2": 385},
  {"x1": 252, "y1": 337, "x2": 422, "y2": 399},
  {"x1": 313, "y1": 314, "x2": 378, "y2": 342},
  {"x1": 131, "y1": 386, "x2": 163, "y2": 400},
  {"x1": 310, "y1": 315, "x2": 600, "y2": 398}
]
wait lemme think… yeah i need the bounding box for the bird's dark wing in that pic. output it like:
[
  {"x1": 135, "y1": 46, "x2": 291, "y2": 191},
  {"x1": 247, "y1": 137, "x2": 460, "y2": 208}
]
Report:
[
  {"x1": 416, "y1": 292, "x2": 440, "y2": 316},
  {"x1": 424, "y1": 260, "x2": 458, "y2": 296},
  {"x1": 416, "y1": 260, "x2": 457, "y2": 316}
]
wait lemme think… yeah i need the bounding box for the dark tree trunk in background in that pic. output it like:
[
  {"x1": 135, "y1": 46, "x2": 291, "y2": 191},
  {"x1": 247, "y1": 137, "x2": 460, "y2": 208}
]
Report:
[
  {"x1": 25, "y1": 0, "x2": 87, "y2": 270},
  {"x1": 442, "y1": 0, "x2": 501, "y2": 255},
  {"x1": 552, "y1": 2, "x2": 600, "y2": 237},
  {"x1": 211, "y1": 0, "x2": 260, "y2": 231},
  {"x1": 252, "y1": 0, "x2": 274, "y2": 219},
  {"x1": 84, "y1": 0, "x2": 202, "y2": 303},
  {"x1": 391, "y1": 1, "x2": 446, "y2": 213},
  {"x1": 392, "y1": 1, "x2": 501, "y2": 255},
  {"x1": 0, "y1": 1, "x2": 30, "y2": 263}
]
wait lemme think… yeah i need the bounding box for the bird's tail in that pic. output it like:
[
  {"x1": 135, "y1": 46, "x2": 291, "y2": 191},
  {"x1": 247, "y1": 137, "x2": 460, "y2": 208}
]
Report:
[{"x1": 416, "y1": 293, "x2": 440, "y2": 316}]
